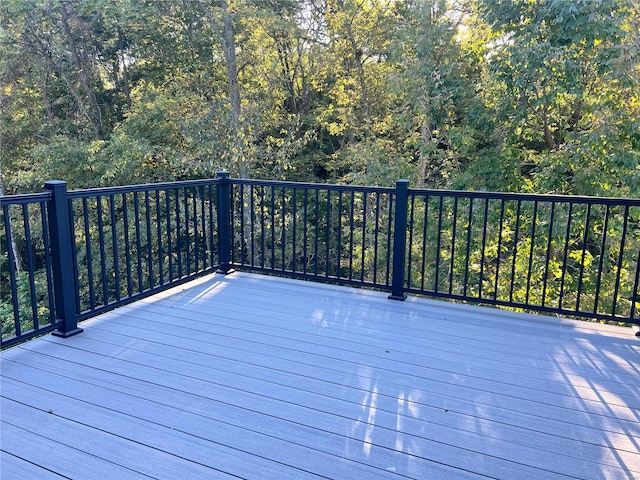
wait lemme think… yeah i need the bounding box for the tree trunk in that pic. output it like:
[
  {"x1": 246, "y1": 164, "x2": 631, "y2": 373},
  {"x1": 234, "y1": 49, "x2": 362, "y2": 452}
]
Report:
[
  {"x1": 119, "y1": 29, "x2": 132, "y2": 108},
  {"x1": 0, "y1": 162, "x2": 23, "y2": 273},
  {"x1": 205, "y1": 1, "x2": 247, "y2": 178},
  {"x1": 345, "y1": 21, "x2": 371, "y2": 131},
  {"x1": 416, "y1": 122, "x2": 433, "y2": 187},
  {"x1": 541, "y1": 103, "x2": 557, "y2": 151},
  {"x1": 337, "y1": 0, "x2": 371, "y2": 135},
  {"x1": 222, "y1": 1, "x2": 247, "y2": 178},
  {"x1": 60, "y1": 2, "x2": 104, "y2": 139}
]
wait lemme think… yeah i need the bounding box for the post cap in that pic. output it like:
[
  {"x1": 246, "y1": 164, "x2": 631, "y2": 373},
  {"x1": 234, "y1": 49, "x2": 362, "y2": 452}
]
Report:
[
  {"x1": 216, "y1": 171, "x2": 230, "y2": 179},
  {"x1": 44, "y1": 180, "x2": 68, "y2": 192}
]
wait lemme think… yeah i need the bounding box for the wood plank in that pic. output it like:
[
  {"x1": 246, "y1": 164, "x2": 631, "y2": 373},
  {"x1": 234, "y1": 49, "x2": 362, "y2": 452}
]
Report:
[
  {"x1": 174, "y1": 272, "x2": 639, "y2": 341},
  {"x1": 209, "y1": 281, "x2": 640, "y2": 354},
  {"x1": 5, "y1": 334, "x2": 639, "y2": 479},
  {"x1": 2, "y1": 271, "x2": 639, "y2": 480},
  {"x1": 1, "y1": 370, "x2": 485, "y2": 479},
  {"x1": 1, "y1": 379, "x2": 332, "y2": 480},
  {"x1": 49, "y1": 330, "x2": 640, "y2": 455},
  {"x1": 120, "y1": 298, "x2": 640, "y2": 399},
  {"x1": 138, "y1": 275, "x2": 640, "y2": 375},
  {"x1": 0, "y1": 451, "x2": 68, "y2": 479},
  {"x1": 0, "y1": 422, "x2": 153, "y2": 479},
  {"x1": 1, "y1": 397, "x2": 237, "y2": 479},
  {"x1": 82, "y1": 306, "x2": 640, "y2": 428},
  {"x1": 6, "y1": 339, "x2": 639, "y2": 476}
]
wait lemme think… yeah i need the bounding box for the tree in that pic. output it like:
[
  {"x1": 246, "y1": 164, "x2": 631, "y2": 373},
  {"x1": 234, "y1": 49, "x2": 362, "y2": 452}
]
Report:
[
  {"x1": 475, "y1": 0, "x2": 640, "y2": 195},
  {"x1": 391, "y1": 0, "x2": 480, "y2": 187},
  {"x1": 0, "y1": 0, "x2": 637, "y2": 197}
]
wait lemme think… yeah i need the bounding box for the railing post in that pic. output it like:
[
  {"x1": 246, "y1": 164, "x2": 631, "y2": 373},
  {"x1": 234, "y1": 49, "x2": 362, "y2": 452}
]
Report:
[
  {"x1": 44, "y1": 181, "x2": 83, "y2": 338},
  {"x1": 389, "y1": 179, "x2": 409, "y2": 300},
  {"x1": 216, "y1": 171, "x2": 234, "y2": 274}
]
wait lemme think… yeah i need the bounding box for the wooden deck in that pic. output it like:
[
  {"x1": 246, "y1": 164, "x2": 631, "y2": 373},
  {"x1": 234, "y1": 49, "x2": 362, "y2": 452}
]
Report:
[{"x1": 1, "y1": 272, "x2": 639, "y2": 479}]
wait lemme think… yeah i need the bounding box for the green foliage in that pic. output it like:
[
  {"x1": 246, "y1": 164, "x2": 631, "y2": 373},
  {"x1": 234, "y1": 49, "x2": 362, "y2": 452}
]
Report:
[
  {"x1": 0, "y1": 0, "x2": 638, "y2": 195},
  {"x1": 474, "y1": 0, "x2": 640, "y2": 193}
]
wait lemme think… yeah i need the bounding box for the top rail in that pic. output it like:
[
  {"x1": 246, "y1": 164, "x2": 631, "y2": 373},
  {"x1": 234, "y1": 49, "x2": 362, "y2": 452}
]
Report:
[
  {"x1": 0, "y1": 192, "x2": 51, "y2": 205},
  {"x1": 231, "y1": 178, "x2": 394, "y2": 194},
  {"x1": 409, "y1": 188, "x2": 640, "y2": 206},
  {"x1": 68, "y1": 178, "x2": 222, "y2": 198}
]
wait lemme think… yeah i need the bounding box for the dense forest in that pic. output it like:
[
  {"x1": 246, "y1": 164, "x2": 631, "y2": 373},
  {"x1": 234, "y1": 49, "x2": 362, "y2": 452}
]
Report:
[{"x1": 1, "y1": 0, "x2": 639, "y2": 196}]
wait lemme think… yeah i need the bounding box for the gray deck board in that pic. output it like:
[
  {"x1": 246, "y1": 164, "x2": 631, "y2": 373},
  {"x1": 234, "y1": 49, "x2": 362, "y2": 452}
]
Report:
[
  {"x1": 0, "y1": 451, "x2": 68, "y2": 479},
  {"x1": 2, "y1": 272, "x2": 639, "y2": 479},
  {"x1": 113, "y1": 301, "x2": 640, "y2": 409}
]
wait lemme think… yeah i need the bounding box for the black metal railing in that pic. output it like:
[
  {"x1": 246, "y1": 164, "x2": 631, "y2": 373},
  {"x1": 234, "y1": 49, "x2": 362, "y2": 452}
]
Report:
[
  {"x1": 404, "y1": 190, "x2": 640, "y2": 323},
  {"x1": 1, "y1": 177, "x2": 222, "y2": 348},
  {"x1": 1, "y1": 190, "x2": 57, "y2": 345},
  {"x1": 227, "y1": 179, "x2": 397, "y2": 290},
  {"x1": 2, "y1": 173, "x2": 639, "y2": 348},
  {"x1": 68, "y1": 179, "x2": 221, "y2": 321}
]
